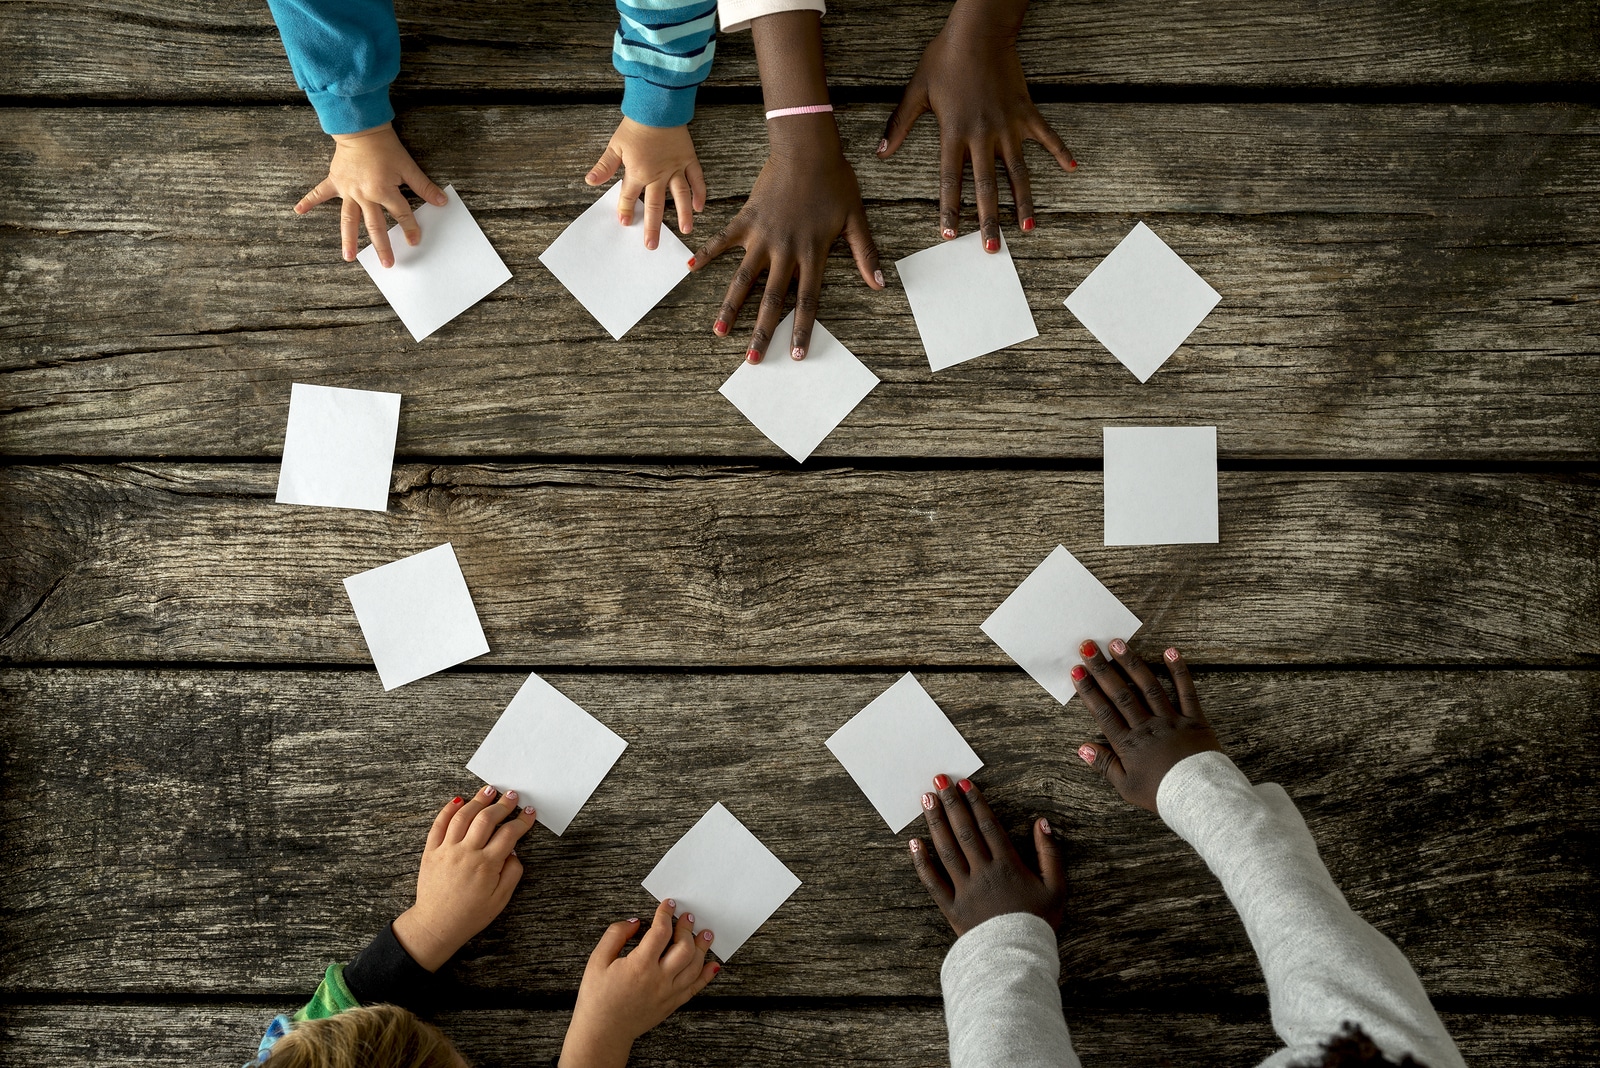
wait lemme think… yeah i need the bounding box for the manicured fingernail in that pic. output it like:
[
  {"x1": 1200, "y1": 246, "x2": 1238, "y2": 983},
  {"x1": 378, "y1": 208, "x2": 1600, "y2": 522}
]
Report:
[
  {"x1": 504, "y1": 790, "x2": 518, "y2": 803},
  {"x1": 522, "y1": 805, "x2": 536, "y2": 817},
  {"x1": 933, "y1": 774, "x2": 951, "y2": 790},
  {"x1": 1070, "y1": 664, "x2": 1088, "y2": 682},
  {"x1": 687, "y1": 256, "x2": 696, "y2": 268},
  {"x1": 1078, "y1": 745, "x2": 1096, "y2": 764},
  {"x1": 482, "y1": 785, "x2": 498, "y2": 799},
  {"x1": 957, "y1": 778, "x2": 973, "y2": 793},
  {"x1": 665, "y1": 898, "x2": 676, "y2": 909},
  {"x1": 1039, "y1": 817, "x2": 1052, "y2": 835},
  {"x1": 877, "y1": 139, "x2": 888, "y2": 154},
  {"x1": 1022, "y1": 217, "x2": 1035, "y2": 232},
  {"x1": 942, "y1": 228, "x2": 956, "y2": 239},
  {"x1": 711, "y1": 963, "x2": 722, "y2": 975},
  {"x1": 873, "y1": 269, "x2": 885, "y2": 287},
  {"x1": 451, "y1": 796, "x2": 463, "y2": 805},
  {"x1": 1068, "y1": 159, "x2": 1079, "y2": 170},
  {"x1": 628, "y1": 917, "x2": 639, "y2": 924},
  {"x1": 1110, "y1": 638, "x2": 1127, "y2": 656},
  {"x1": 701, "y1": 930, "x2": 714, "y2": 942},
  {"x1": 922, "y1": 793, "x2": 936, "y2": 810},
  {"x1": 985, "y1": 237, "x2": 999, "y2": 252},
  {"x1": 713, "y1": 319, "x2": 728, "y2": 336},
  {"x1": 746, "y1": 348, "x2": 761, "y2": 363},
  {"x1": 909, "y1": 838, "x2": 921, "y2": 852},
  {"x1": 1165, "y1": 647, "x2": 1180, "y2": 662},
  {"x1": 684, "y1": 913, "x2": 695, "y2": 925},
  {"x1": 791, "y1": 346, "x2": 805, "y2": 361},
  {"x1": 1080, "y1": 639, "x2": 1099, "y2": 659}
]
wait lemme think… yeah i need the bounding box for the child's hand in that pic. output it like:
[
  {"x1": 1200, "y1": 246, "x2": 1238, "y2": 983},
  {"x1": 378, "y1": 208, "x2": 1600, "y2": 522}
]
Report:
[
  {"x1": 1071, "y1": 640, "x2": 1222, "y2": 813},
  {"x1": 559, "y1": 899, "x2": 719, "y2": 1068},
  {"x1": 586, "y1": 118, "x2": 707, "y2": 251},
  {"x1": 876, "y1": 0, "x2": 1075, "y2": 249},
  {"x1": 910, "y1": 775, "x2": 1066, "y2": 937},
  {"x1": 294, "y1": 122, "x2": 448, "y2": 268},
  {"x1": 390, "y1": 785, "x2": 537, "y2": 972}
]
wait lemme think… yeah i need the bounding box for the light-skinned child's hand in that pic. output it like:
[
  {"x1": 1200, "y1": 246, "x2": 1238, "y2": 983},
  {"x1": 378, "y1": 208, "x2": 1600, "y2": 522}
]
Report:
[
  {"x1": 559, "y1": 898, "x2": 719, "y2": 1068},
  {"x1": 876, "y1": 0, "x2": 1075, "y2": 249},
  {"x1": 910, "y1": 775, "x2": 1067, "y2": 937},
  {"x1": 1071, "y1": 640, "x2": 1222, "y2": 813},
  {"x1": 586, "y1": 118, "x2": 707, "y2": 251},
  {"x1": 294, "y1": 122, "x2": 448, "y2": 268},
  {"x1": 390, "y1": 785, "x2": 537, "y2": 972}
]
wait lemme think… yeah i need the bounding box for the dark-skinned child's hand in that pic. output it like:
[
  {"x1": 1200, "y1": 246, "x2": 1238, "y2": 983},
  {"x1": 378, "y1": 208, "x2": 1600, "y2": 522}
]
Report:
[
  {"x1": 877, "y1": 0, "x2": 1075, "y2": 249},
  {"x1": 1071, "y1": 639, "x2": 1222, "y2": 813},
  {"x1": 909, "y1": 774, "x2": 1066, "y2": 937}
]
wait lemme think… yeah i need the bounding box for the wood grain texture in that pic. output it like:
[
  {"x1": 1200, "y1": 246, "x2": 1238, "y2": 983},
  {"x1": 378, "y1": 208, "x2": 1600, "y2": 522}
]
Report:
[
  {"x1": 0, "y1": 668, "x2": 1592, "y2": 998},
  {"x1": 1, "y1": 464, "x2": 1596, "y2": 667},
  {"x1": 3, "y1": 0, "x2": 1598, "y2": 98},
  {"x1": 3, "y1": 105, "x2": 1596, "y2": 460}
]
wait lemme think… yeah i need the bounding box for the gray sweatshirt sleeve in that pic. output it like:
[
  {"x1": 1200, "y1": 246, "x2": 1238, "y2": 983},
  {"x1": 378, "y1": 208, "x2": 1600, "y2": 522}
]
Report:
[
  {"x1": 940, "y1": 911, "x2": 1081, "y2": 1068},
  {"x1": 1157, "y1": 751, "x2": 1466, "y2": 1068}
]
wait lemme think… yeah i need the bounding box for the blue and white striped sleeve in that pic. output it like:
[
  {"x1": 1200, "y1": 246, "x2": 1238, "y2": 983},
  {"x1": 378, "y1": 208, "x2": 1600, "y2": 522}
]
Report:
[{"x1": 613, "y1": 0, "x2": 719, "y2": 127}]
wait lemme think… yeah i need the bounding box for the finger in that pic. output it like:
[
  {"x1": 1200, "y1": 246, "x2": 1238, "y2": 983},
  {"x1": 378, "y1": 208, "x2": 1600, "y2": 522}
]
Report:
[
  {"x1": 296, "y1": 177, "x2": 338, "y2": 215},
  {"x1": 1164, "y1": 647, "x2": 1207, "y2": 721},
  {"x1": 402, "y1": 164, "x2": 448, "y2": 207},
  {"x1": 427, "y1": 795, "x2": 465, "y2": 851},
  {"x1": 790, "y1": 260, "x2": 820, "y2": 361},
  {"x1": 616, "y1": 173, "x2": 645, "y2": 227},
  {"x1": 448, "y1": 783, "x2": 498, "y2": 843},
  {"x1": 360, "y1": 198, "x2": 393, "y2": 268},
  {"x1": 1082, "y1": 639, "x2": 1151, "y2": 725},
  {"x1": 1033, "y1": 817, "x2": 1068, "y2": 901},
  {"x1": 938, "y1": 138, "x2": 966, "y2": 240},
  {"x1": 640, "y1": 180, "x2": 668, "y2": 250},
  {"x1": 586, "y1": 145, "x2": 623, "y2": 188},
  {"x1": 878, "y1": 85, "x2": 930, "y2": 159},
  {"x1": 972, "y1": 143, "x2": 1002, "y2": 253},
  {"x1": 689, "y1": 957, "x2": 721, "y2": 994},
  {"x1": 1029, "y1": 114, "x2": 1078, "y2": 174},
  {"x1": 463, "y1": 787, "x2": 519, "y2": 849},
  {"x1": 1001, "y1": 141, "x2": 1035, "y2": 233},
  {"x1": 695, "y1": 220, "x2": 742, "y2": 272},
  {"x1": 678, "y1": 928, "x2": 715, "y2": 983},
  {"x1": 711, "y1": 241, "x2": 759, "y2": 338},
  {"x1": 669, "y1": 173, "x2": 694, "y2": 236},
  {"x1": 746, "y1": 259, "x2": 793, "y2": 363},
  {"x1": 1078, "y1": 741, "x2": 1129, "y2": 795},
  {"x1": 638, "y1": 898, "x2": 677, "y2": 956},
  {"x1": 958, "y1": 778, "x2": 1018, "y2": 861},
  {"x1": 660, "y1": 908, "x2": 698, "y2": 971},
  {"x1": 688, "y1": 159, "x2": 707, "y2": 213},
  {"x1": 340, "y1": 198, "x2": 360, "y2": 262},
  {"x1": 1071, "y1": 662, "x2": 1130, "y2": 741},
  {"x1": 921, "y1": 788, "x2": 968, "y2": 883},
  {"x1": 381, "y1": 193, "x2": 421, "y2": 248},
  {"x1": 1110, "y1": 638, "x2": 1176, "y2": 719},
  {"x1": 935, "y1": 773, "x2": 991, "y2": 867},
  {"x1": 485, "y1": 800, "x2": 537, "y2": 858},
  {"x1": 908, "y1": 837, "x2": 956, "y2": 916},
  {"x1": 588, "y1": 917, "x2": 642, "y2": 968},
  {"x1": 844, "y1": 209, "x2": 885, "y2": 290},
  {"x1": 493, "y1": 853, "x2": 524, "y2": 903}
]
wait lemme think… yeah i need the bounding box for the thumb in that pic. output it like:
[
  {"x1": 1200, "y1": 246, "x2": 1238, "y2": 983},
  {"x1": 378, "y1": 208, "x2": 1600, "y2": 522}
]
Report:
[
  {"x1": 1078, "y1": 741, "x2": 1128, "y2": 795},
  {"x1": 589, "y1": 918, "x2": 640, "y2": 967},
  {"x1": 587, "y1": 145, "x2": 623, "y2": 187},
  {"x1": 406, "y1": 166, "x2": 448, "y2": 207},
  {"x1": 1033, "y1": 817, "x2": 1067, "y2": 900},
  {"x1": 878, "y1": 85, "x2": 929, "y2": 159}
]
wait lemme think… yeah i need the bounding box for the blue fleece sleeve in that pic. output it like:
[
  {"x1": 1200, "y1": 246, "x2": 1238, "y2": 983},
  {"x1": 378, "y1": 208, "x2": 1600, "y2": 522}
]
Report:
[
  {"x1": 613, "y1": 0, "x2": 718, "y2": 127},
  {"x1": 267, "y1": 0, "x2": 400, "y2": 135}
]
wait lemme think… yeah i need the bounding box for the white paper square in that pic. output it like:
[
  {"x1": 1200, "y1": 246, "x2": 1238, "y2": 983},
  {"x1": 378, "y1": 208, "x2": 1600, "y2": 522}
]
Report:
[
  {"x1": 275, "y1": 383, "x2": 400, "y2": 511},
  {"x1": 642, "y1": 803, "x2": 801, "y2": 961},
  {"x1": 895, "y1": 232, "x2": 1038, "y2": 371},
  {"x1": 358, "y1": 185, "x2": 512, "y2": 342},
  {"x1": 538, "y1": 184, "x2": 692, "y2": 340},
  {"x1": 981, "y1": 545, "x2": 1143, "y2": 705},
  {"x1": 825, "y1": 673, "x2": 983, "y2": 833},
  {"x1": 465, "y1": 673, "x2": 628, "y2": 835},
  {"x1": 718, "y1": 314, "x2": 880, "y2": 462},
  {"x1": 1104, "y1": 426, "x2": 1219, "y2": 545},
  {"x1": 1064, "y1": 221, "x2": 1220, "y2": 383},
  {"x1": 342, "y1": 543, "x2": 490, "y2": 691}
]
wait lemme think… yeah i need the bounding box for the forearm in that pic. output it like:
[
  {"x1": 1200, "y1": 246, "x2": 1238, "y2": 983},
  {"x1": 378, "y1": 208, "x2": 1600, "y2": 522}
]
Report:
[
  {"x1": 750, "y1": 11, "x2": 841, "y2": 161},
  {"x1": 944, "y1": 0, "x2": 1030, "y2": 41},
  {"x1": 940, "y1": 912, "x2": 1080, "y2": 1068},
  {"x1": 266, "y1": 0, "x2": 399, "y2": 134}
]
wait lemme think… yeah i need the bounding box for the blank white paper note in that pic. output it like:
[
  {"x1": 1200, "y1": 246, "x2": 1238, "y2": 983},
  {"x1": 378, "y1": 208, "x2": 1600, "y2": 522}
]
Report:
[
  {"x1": 980, "y1": 545, "x2": 1143, "y2": 705},
  {"x1": 538, "y1": 183, "x2": 692, "y2": 340},
  {"x1": 718, "y1": 314, "x2": 880, "y2": 462},
  {"x1": 641, "y1": 803, "x2": 801, "y2": 961},
  {"x1": 1064, "y1": 221, "x2": 1220, "y2": 383},
  {"x1": 275, "y1": 382, "x2": 401, "y2": 512},
  {"x1": 357, "y1": 185, "x2": 512, "y2": 342},
  {"x1": 466, "y1": 673, "x2": 628, "y2": 835},
  {"x1": 826, "y1": 673, "x2": 983, "y2": 833},
  {"x1": 1103, "y1": 426, "x2": 1219, "y2": 546},
  {"x1": 895, "y1": 232, "x2": 1038, "y2": 371},
  {"x1": 342, "y1": 543, "x2": 490, "y2": 691}
]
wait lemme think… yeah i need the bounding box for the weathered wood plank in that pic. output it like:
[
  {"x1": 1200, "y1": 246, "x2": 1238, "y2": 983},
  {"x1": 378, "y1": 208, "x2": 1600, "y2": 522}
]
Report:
[
  {"x1": 3, "y1": 1002, "x2": 1596, "y2": 1068},
  {"x1": 3, "y1": 0, "x2": 1597, "y2": 98},
  {"x1": 3, "y1": 105, "x2": 1596, "y2": 460},
  {"x1": 1, "y1": 465, "x2": 1595, "y2": 667},
  {"x1": 0, "y1": 669, "x2": 1592, "y2": 998}
]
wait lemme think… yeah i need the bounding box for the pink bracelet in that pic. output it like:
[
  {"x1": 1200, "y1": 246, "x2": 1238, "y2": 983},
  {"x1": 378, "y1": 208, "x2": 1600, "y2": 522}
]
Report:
[{"x1": 764, "y1": 104, "x2": 833, "y2": 120}]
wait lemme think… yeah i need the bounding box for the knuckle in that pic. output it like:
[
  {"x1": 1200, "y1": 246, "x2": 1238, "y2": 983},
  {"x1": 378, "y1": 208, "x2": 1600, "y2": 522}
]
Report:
[
  {"x1": 731, "y1": 264, "x2": 757, "y2": 288},
  {"x1": 794, "y1": 292, "x2": 821, "y2": 315}
]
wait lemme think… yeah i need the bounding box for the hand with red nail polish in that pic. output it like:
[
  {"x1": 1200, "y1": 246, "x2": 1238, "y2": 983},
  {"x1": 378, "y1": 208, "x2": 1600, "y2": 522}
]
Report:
[
  {"x1": 586, "y1": 118, "x2": 708, "y2": 250},
  {"x1": 562, "y1": 898, "x2": 719, "y2": 1068},
  {"x1": 391, "y1": 786, "x2": 539, "y2": 972},
  {"x1": 1070, "y1": 640, "x2": 1221, "y2": 813},
  {"x1": 693, "y1": 11, "x2": 883, "y2": 366},
  {"x1": 295, "y1": 122, "x2": 449, "y2": 268},
  {"x1": 877, "y1": 0, "x2": 1075, "y2": 247},
  {"x1": 909, "y1": 776, "x2": 1067, "y2": 936}
]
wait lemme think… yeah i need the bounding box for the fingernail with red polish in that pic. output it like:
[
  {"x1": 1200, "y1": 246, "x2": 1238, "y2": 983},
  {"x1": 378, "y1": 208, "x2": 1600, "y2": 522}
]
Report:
[
  {"x1": 1080, "y1": 639, "x2": 1099, "y2": 659},
  {"x1": 746, "y1": 348, "x2": 761, "y2": 363},
  {"x1": 451, "y1": 796, "x2": 463, "y2": 805},
  {"x1": 985, "y1": 237, "x2": 999, "y2": 252},
  {"x1": 1110, "y1": 638, "x2": 1127, "y2": 656},
  {"x1": 922, "y1": 793, "x2": 936, "y2": 810},
  {"x1": 687, "y1": 256, "x2": 696, "y2": 268},
  {"x1": 711, "y1": 964, "x2": 722, "y2": 975},
  {"x1": 1068, "y1": 159, "x2": 1078, "y2": 170},
  {"x1": 1022, "y1": 217, "x2": 1035, "y2": 232},
  {"x1": 713, "y1": 320, "x2": 728, "y2": 336},
  {"x1": 1071, "y1": 664, "x2": 1088, "y2": 682},
  {"x1": 957, "y1": 778, "x2": 973, "y2": 793},
  {"x1": 1078, "y1": 745, "x2": 1096, "y2": 764},
  {"x1": 933, "y1": 774, "x2": 951, "y2": 790},
  {"x1": 1165, "y1": 647, "x2": 1180, "y2": 662}
]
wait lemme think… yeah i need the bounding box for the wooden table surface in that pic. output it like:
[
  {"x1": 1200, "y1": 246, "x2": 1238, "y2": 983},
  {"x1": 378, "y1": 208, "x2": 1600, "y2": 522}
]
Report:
[{"x1": 1, "y1": 1, "x2": 1597, "y2": 1065}]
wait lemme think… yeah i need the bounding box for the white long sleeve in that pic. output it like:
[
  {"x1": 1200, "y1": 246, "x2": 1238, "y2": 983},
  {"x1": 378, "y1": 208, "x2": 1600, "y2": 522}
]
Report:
[
  {"x1": 717, "y1": 0, "x2": 825, "y2": 34},
  {"x1": 941, "y1": 912, "x2": 1080, "y2": 1068},
  {"x1": 1157, "y1": 751, "x2": 1466, "y2": 1068}
]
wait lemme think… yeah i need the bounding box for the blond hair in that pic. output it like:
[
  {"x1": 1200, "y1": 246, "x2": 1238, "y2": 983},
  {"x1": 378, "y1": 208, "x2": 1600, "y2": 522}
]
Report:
[{"x1": 266, "y1": 1004, "x2": 465, "y2": 1068}]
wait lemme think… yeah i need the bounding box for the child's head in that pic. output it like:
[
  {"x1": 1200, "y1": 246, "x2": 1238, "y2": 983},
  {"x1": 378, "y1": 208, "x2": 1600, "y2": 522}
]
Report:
[{"x1": 265, "y1": 1005, "x2": 466, "y2": 1068}]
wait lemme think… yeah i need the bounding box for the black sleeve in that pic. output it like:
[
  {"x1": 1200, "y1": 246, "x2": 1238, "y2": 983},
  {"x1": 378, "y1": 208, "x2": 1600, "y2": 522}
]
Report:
[{"x1": 342, "y1": 921, "x2": 439, "y2": 1013}]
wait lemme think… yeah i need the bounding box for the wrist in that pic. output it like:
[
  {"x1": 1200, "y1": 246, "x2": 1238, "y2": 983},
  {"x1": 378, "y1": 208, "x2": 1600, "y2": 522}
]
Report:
[
  {"x1": 560, "y1": 1015, "x2": 635, "y2": 1068},
  {"x1": 945, "y1": 0, "x2": 1029, "y2": 43},
  {"x1": 765, "y1": 114, "x2": 843, "y2": 164},
  {"x1": 330, "y1": 122, "x2": 395, "y2": 147},
  {"x1": 390, "y1": 907, "x2": 459, "y2": 973}
]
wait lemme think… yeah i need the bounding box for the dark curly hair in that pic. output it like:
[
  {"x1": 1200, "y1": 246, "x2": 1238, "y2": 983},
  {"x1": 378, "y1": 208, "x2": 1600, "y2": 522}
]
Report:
[{"x1": 1306, "y1": 1023, "x2": 1425, "y2": 1068}]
